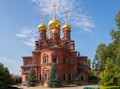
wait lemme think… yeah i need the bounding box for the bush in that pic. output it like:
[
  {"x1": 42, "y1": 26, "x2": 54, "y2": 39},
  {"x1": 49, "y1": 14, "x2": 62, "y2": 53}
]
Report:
[
  {"x1": 88, "y1": 75, "x2": 99, "y2": 83},
  {"x1": 84, "y1": 87, "x2": 95, "y2": 89},
  {"x1": 100, "y1": 86, "x2": 120, "y2": 89}
]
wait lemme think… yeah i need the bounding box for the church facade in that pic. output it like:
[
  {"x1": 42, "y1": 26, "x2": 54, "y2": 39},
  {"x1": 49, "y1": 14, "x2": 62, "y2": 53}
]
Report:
[{"x1": 21, "y1": 7, "x2": 88, "y2": 85}]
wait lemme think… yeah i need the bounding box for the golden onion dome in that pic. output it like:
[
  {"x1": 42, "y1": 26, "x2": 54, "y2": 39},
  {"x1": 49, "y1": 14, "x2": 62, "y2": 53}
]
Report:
[
  {"x1": 48, "y1": 18, "x2": 61, "y2": 28},
  {"x1": 62, "y1": 23, "x2": 71, "y2": 31},
  {"x1": 46, "y1": 35, "x2": 49, "y2": 40},
  {"x1": 38, "y1": 23, "x2": 47, "y2": 31},
  {"x1": 61, "y1": 35, "x2": 64, "y2": 40},
  {"x1": 52, "y1": 29, "x2": 58, "y2": 34}
]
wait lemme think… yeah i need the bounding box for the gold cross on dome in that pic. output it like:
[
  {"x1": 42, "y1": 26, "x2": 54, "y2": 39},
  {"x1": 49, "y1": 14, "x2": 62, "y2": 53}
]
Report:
[
  {"x1": 53, "y1": 3, "x2": 56, "y2": 19},
  {"x1": 40, "y1": 11, "x2": 45, "y2": 23},
  {"x1": 65, "y1": 11, "x2": 69, "y2": 24}
]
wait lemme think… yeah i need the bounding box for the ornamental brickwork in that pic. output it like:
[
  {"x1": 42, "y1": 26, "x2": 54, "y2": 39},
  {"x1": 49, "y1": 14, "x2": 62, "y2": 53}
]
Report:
[{"x1": 21, "y1": 6, "x2": 88, "y2": 85}]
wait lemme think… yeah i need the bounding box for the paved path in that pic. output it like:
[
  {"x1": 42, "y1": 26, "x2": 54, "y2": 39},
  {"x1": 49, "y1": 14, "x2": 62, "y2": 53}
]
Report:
[{"x1": 18, "y1": 85, "x2": 99, "y2": 89}]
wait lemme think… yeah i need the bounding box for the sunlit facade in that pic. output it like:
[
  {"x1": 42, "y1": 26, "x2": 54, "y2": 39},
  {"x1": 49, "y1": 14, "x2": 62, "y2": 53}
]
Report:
[{"x1": 21, "y1": 6, "x2": 88, "y2": 85}]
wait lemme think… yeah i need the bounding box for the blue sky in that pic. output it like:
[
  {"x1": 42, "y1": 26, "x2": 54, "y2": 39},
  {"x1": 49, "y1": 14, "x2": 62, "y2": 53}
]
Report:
[{"x1": 0, "y1": 0, "x2": 120, "y2": 75}]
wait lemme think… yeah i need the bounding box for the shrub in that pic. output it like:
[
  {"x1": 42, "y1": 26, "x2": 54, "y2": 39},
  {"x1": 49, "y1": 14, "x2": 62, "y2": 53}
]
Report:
[
  {"x1": 84, "y1": 87, "x2": 95, "y2": 89},
  {"x1": 100, "y1": 86, "x2": 120, "y2": 89},
  {"x1": 88, "y1": 75, "x2": 99, "y2": 83}
]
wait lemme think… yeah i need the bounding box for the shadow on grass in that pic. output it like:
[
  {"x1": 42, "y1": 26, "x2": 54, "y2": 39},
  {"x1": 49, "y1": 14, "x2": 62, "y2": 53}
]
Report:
[{"x1": 0, "y1": 85, "x2": 22, "y2": 89}]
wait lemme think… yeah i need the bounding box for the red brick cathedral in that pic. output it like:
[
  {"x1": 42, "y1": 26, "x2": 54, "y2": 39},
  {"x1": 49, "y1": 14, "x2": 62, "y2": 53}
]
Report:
[{"x1": 21, "y1": 6, "x2": 88, "y2": 85}]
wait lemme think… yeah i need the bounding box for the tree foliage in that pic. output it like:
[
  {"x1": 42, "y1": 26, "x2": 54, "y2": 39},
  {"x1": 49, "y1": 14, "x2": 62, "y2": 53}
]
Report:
[
  {"x1": 115, "y1": 11, "x2": 120, "y2": 29},
  {"x1": 0, "y1": 63, "x2": 12, "y2": 87},
  {"x1": 47, "y1": 63, "x2": 62, "y2": 87},
  {"x1": 27, "y1": 68, "x2": 36, "y2": 87},
  {"x1": 94, "y1": 10, "x2": 120, "y2": 70},
  {"x1": 99, "y1": 58, "x2": 120, "y2": 86},
  {"x1": 94, "y1": 11, "x2": 120, "y2": 86},
  {"x1": 94, "y1": 43, "x2": 106, "y2": 70},
  {"x1": 110, "y1": 29, "x2": 120, "y2": 41}
]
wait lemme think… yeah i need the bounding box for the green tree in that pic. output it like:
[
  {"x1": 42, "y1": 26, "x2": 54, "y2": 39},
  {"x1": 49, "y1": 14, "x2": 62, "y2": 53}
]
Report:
[
  {"x1": 94, "y1": 43, "x2": 106, "y2": 70},
  {"x1": 115, "y1": 11, "x2": 120, "y2": 29},
  {"x1": 0, "y1": 63, "x2": 12, "y2": 87},
  {"x1": 94, "y1": 10, "x2": 120, "y2": 86},
  {"x1": 27, "y1": 68, "x2": 36, "y2": 87},
  {"x1": 99, "y1": 58, "x2": 117, "y2": 86},
  {"x1": 47, "y1": 63, "x2": 62, "y2": 87},
  {"x1": 110, "y1": 29, "x2": 120, "y2": 41},
  {"x1": 94, "y1": 11, "x2": 120, "y2": 70},
  {"x1": 99, "y1": 58, "x2": 115, "y2": 86}
]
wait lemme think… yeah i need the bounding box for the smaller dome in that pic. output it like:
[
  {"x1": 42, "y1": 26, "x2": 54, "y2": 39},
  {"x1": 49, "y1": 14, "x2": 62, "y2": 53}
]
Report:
[
  {"x1": 52, "y1": 29, "x2": 58, "y2": 34},
  {"x1": 61, "y1": 35, "x2": 64, "y2": 40},
  {"x1": 62, "y1": 23, "x2": 71, "y2": 31},
  {"x1": 46, "y1": 35, "x2": 49, "y2": 40},
  {"x1": 38, "y1": 23, "x2": 47, "y2": 31},
  {"x1": 48, "y1": 18, "x2": 61, "y2": 28}
]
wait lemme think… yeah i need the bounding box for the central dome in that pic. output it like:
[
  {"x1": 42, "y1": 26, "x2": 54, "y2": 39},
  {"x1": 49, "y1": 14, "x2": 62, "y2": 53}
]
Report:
[
  {"x1": 48, "y1": 18, "x2": 61, "y2": 29},
  {"x1": 52, "y1": 29, "x2": 58, "y2": 34}
]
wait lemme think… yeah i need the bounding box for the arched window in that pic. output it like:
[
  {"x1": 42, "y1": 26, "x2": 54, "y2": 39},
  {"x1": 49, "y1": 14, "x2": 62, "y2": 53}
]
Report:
[
  {"x1": 39, "y1": 74, "x2": 41, "y2": 81},
  {"x1": 44, "y1": 74, "x2": 47, "y2": 80},
  {"x1": 52, "y1": 53, "x2": 58, "y2": 63},
  {"x1": 69, "y1": 74, "x2": 72, "y2": 81},
  {"x1": 65, "y1": 42, "x2": 69, "y2": 47},
  {"x1": 63, "y1": 59, "x2": 66, "y2": 64},
  {"x1": 42, "y1": 54, "x2": 48, "y2": 64},
  {"x1": 40, "y1": 42, "x2": 44, "y2": 46},
  {"x1": 43, "y1": 58, "x2": 47, "y2": 64},
  {"x1": 63, "y1": 74, "x2": 67, "y2": 81},
  {"x1": 63, "y1": 74, "x2": 65, "y2": 81},
  {"x1": 81, "y1": 76, "x2": 84, "y2": 80},
  {"x1": 52, "y1": 58, "x2": 57, "y2": 63},
  {"x1": 49, "y1": 42, "x2": 53, "y2": 46}
]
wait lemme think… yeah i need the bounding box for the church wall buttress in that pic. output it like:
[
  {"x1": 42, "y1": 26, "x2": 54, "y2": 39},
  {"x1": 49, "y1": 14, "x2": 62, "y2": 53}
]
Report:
[
  {"x1": 32, "y1": 52, "x2": 41, "y2": 65},
  {"x1": 32, "y1": 51, "x2": 41, "y2": 82}
]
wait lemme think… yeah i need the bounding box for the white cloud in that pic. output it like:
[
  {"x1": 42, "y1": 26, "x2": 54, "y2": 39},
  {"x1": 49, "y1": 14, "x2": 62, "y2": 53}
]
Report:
[
  {"x1": 31, "y1": 0, "x2": 95, "y2": 32},
  {"x1": 15, "y1": 33, "x2": 27, "y2": 38},
  {"x1": 74, "y1": 14, "x2": 95, "y2": 32},
  {"x1": 15, "y1": 28, "x2": 37, "y2": 38},
  {"x1": 15, "y1": 27, "x2": 38, "y2": 48},
  {"x1": 16, "y1": 0, "x2": 95, "y2": 48},
  {"x1": 24, "y1": 38, "x2": 36, "y2": 48}
]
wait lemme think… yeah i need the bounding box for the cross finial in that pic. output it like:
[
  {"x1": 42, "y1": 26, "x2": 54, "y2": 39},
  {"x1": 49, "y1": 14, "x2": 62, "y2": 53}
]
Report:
[
  {"x1": 40, "y1": 11, "x2": 45, "y2": 24},
  {"x1": 53, "y1": 3, "x2": 56, "y2": 19},
  {"x1": 65, "y1": 12, "x2": 69, "y2": 24}
]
